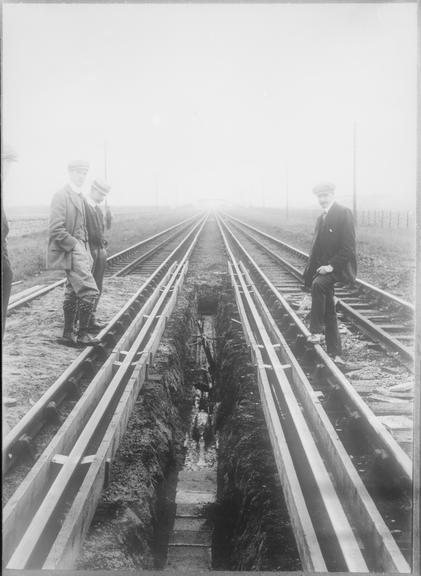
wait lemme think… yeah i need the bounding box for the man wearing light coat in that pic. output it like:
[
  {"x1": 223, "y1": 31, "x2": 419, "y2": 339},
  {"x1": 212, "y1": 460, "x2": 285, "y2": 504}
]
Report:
[{"x1": 47, "y1": 160, "x2": 99, "y2": 346}]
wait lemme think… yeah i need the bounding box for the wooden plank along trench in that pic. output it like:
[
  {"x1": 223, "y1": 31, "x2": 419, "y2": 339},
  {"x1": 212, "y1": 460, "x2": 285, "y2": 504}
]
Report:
[
  {"x1": 4, "y1": 218, "x2": 207, "y2": 570},
  {"x1": 219, "y1": 215, "x2": 412, "y2": 485},
  {"x1": 3, "y1": 217, "x2": 207, "y2": 474},
  {"x1": 219, "y1": 220, "x2": 410, "y2": 573}
]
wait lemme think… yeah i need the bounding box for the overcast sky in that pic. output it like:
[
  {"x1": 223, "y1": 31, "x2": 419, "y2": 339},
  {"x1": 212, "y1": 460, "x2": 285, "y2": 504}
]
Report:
[{"x1": 2, "y1": 3, "x2": 417, "y2": 210}]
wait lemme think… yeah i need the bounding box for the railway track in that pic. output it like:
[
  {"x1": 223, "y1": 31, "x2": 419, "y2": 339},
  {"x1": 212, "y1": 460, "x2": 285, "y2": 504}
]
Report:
[
  {"x1": 2, "y1": 216, "x2": 207, "y2": 477},
  {"x1": 7, "y1": 214, "x2": 201, "y2": 312},
  {"x1": 218, "y1": 214, "x2": 414, "y2": 469},
  {"x1": 3, "y1": 213, "x2": 415, "y2": 572},
  {"x1": 2, "y1": 215, "x2": 207, "y2": 570},
  {"x1": 223, "y1": 213, "x2": 414, "y2": 368},
  {"x1": 218, "y1": 215, "x2": 413, "y2": 572}
]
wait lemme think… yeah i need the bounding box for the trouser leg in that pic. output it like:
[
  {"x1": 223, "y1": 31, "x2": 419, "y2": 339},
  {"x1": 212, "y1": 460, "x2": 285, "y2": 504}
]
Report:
[
  {"x1": 310, "y1": 275, "x2": 328, "y2": 334},
  {"x1": 2, "y1": 249, "x2": 13, "y2": 440},
  {"x1": 62, "y1": 284, "x2": 78, "y2": 338},
  {"x1": 325, "y1": 288, "x2": 342, "y2": 357},
  {"x1": 77, "y1": 296, "x2": 98, "y2": 341},
  {"x1": 2, "y1": 249, "x2": 13, "y2": 340},
  {"x1": 309, "y1": 274, "x2": 336, "y2": 335},
  {"x1": 89, "y1": 246, "x2": 107, "y2": 330},
  {"x1": 91, "y1": 246, "x2": 107, "y2": 294},
  {"x1": 60, "y1": 241, "x2": 99, "y2": 346}
]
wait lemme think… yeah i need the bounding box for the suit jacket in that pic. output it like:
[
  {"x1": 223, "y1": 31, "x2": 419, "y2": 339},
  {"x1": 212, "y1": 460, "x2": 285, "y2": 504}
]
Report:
[
  {"x1": 2, "y1": 205, "x2": 10, "y2": 256},
  {"x1": 83, "y1": 198, "x2": 107, "y2": 250},
  {"x1": 303, "y1": 202, "x2": 357, "y2": 287},
  {"x1": 46, "y1": 185, "x2": 88, "y2": 270}
]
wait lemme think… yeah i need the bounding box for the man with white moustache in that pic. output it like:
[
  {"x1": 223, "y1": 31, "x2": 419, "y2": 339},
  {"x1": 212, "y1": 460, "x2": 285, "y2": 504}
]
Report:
[
  {"x1": 47, "y1": 160, "x2": 100, "y2": 347},
  {"x1": 303, "y1": 182, "x2": 357, "y2": 364}
]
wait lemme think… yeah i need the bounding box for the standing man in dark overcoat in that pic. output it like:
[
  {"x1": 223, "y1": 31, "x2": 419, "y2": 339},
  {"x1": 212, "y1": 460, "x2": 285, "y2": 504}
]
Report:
[
  {"x1": 47, "y1": 160, "x2": 99, "y2": 346},
  {"x1": 303, "y1": 182, "x2": 357, "y2": 362},
  {"x1": 83, "y1": 178, "x2": 111, "y2": 332},
  {"x1": 1, "y1": 145, "x2": 18, "y2": 340},
  {"x1": 2, "y1": 145, "x2": 18, "y2": 440}
]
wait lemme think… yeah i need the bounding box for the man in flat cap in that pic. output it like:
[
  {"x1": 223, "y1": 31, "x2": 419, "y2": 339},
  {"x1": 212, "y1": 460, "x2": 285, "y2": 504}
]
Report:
[
  {"x1": 47, "y1": 160, "x2": 99, "y2": 346},
  {"x1": 83, "y1": 178, "x2": 111, "y2": 332},
  {"x1": 303, "y1": 182, "x2": 357, "y2": 363},
  {"x1": 1, "y1": 145, "x2": 18, "y2": 340}
]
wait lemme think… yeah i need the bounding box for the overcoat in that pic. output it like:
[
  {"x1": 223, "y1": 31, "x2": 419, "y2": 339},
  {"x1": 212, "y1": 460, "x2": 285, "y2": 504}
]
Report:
[
  {"x1": 46, "y1": 185, "x2": 87, "y2": 270},
  {"x1": 303, "y1": 202, "x2": 357, "y2": 288}
]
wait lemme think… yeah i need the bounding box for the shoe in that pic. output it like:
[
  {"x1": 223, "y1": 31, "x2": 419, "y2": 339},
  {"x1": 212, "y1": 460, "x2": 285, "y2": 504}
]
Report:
[
  {"x1": 77, "y1": 331, "x2": 101, "y2": 346},
  {"x1": 332, "y1": 357, "x2": 365, "y2": 372},
  {"x1": 333, "y1": 356, "x2": 346, "y2": 367},
  {"x1": 3, "y1": 397, "x2": 17, "y2": 407},
  {"x1": 88, "y1": 319, "x2": 108, "y2": 333},
  {"x1": 307, "y1": 333, "x2": 324, "y2": 344},
  {"x1": 57, "y1": 334, "x2": 80, "y2": 347}
]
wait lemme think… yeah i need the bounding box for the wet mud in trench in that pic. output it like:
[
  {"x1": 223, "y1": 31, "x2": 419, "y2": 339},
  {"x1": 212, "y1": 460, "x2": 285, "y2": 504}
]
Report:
[{"x1": 78, "y1": 220, "x2": 300, "y2": 570}]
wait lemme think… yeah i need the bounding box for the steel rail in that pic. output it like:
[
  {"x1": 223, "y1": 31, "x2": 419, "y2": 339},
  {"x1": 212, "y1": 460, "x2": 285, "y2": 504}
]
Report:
[
  {"x1": 221, "y1": 227, "x2": 369, "y2": 572},
  {"x1": 7, "y1": 214, "x2": 200, "y2": 313},
  {"x1": 227, "y1": 262, "x2": 327, "y2": 573},
  {"x1": 223, "y1": 212, "x2": 414, "y2": 312},
  {"x1": 3, "y1": 265, "x2": 177, "y2": 567},
  {"x1": 222, "y1": 213, "x2": 414, "y2": 367},
  {"x1": 237, "y1": 261, "x2": 410, "y2": 573},
  {"x1": 43, "y1": 221, "x2": 205, "y2": 570},
  {"x1": 218, "y1": 215, "x2": 412, "y2": 485},
  {"x1": 110, "y1": 224, "x2": 186, "y2": 277},
  {"x1": 4, "y1": 216, "x2": 207, "y2": 569},
  {"x1": 2, "y1": 215, "x2": 207, "y2": 474}
]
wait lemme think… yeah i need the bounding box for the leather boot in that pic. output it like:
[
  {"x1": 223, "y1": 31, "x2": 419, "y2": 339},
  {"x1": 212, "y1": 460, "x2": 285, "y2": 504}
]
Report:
[
  {"x1": 77, "y1": 298, "x2": 100, "y2": 346},
  {"x1": 57, "y1": 297, "x2": 78, "y2": 346},
  {"x1": 87, "y1": 294, "x2": 107, "y2": 332}
]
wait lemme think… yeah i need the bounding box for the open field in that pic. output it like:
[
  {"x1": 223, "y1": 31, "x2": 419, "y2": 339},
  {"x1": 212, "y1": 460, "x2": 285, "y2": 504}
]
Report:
[
  {"x1": 4, "y1": 204, "x2": 415, "y2": 303},
  {"x1": 228, "y1": 207, "x2": 415, "y2": 303},
  {"x1": 5, "y1": 206, "x2": 198, "y2": 285}
]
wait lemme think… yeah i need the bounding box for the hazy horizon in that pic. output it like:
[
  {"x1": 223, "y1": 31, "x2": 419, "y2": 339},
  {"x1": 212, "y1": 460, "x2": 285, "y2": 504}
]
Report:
[{"x1": 2, "y1": 3, "x2": 417, "y2": 210}]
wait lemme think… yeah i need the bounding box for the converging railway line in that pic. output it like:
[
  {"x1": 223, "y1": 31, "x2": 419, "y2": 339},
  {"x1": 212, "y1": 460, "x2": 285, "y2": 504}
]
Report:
[
  {"x1": 222, "y1": 213, "x2": 414, "y2": 367},
  {"x1": 216, "y1": 214, "x2": 414, "y2": 572},
  {"x1": 218, "y1": 213, "x2": 414, "y2": 458},
  {"x1": 2, "y1": 211, "x2": 416, "y2": 573},
  {"x1": 7, "y1": 214, "x2": 202, "y2": 313}
]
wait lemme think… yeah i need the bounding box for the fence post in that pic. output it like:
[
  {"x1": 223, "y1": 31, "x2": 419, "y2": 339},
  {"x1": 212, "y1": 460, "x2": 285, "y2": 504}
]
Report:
[
  {"x1": 389, "y1": 210, "x2": 392, "y2": 227},
  {"x1": 397, "y1": 212, "x2": 400, "y2": 228},
  {"x1": 407, "y1": 211, "x2": 410, "y2": 228},
  {"x1": 381, "y1": 210, "x2": 384, "y2": 228}
]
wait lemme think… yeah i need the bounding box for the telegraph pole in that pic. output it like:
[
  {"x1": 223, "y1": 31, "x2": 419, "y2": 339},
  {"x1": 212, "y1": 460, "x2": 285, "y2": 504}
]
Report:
[
  {"x1": 353, "y1": 122, "x2": 357, "y2": 225},
  {"x1": 285, "y1": 162, "x2": 289, "y2": 220},
  {"x1": 104, "y1": 140, "x2": 108, "y2": 180}
]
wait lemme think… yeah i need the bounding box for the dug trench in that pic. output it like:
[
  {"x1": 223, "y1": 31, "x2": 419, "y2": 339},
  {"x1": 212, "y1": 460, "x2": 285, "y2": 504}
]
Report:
[{"x1": 78, "y1": 275, "x2": 300, "y2": 571}]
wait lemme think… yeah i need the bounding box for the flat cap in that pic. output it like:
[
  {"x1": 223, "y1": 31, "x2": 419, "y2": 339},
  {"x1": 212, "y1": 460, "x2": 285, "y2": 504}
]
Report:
[
  {"x1": 68, "y1": 159, "x2": 90, "y2": 172},
  {"x1": 312, "y1": 182, "x2": 336, "y2": 195},
  {"x1": 91, "y1": 178, "x2": 111, "y2": 195},
  {"x1": 2, "y1": 145, "x2": 18, "y2": 162}
]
